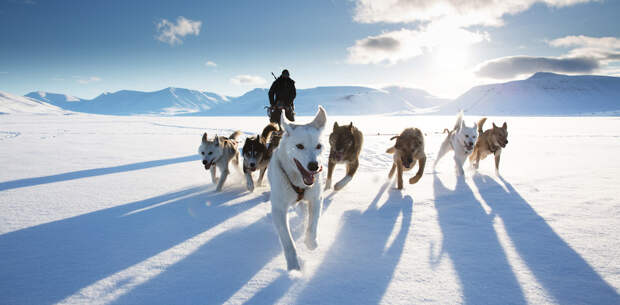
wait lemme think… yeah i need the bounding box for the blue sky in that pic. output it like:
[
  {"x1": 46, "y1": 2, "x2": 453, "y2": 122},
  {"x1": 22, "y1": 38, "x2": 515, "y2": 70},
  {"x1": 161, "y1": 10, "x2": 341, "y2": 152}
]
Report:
[{"x1": 1, "y1": 0, "x2": 619, "y2": 99}]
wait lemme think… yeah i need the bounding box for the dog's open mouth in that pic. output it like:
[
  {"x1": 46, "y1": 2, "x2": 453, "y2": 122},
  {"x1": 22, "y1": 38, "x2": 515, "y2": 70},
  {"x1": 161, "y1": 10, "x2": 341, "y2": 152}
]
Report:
[
  {"x1": 464, "y1": 142, "x2": 474, "y2": 151},
  {"x1": 294, "y1": 159, "x2": 320, "y2": 186},
  {"x1": 203, "y1": 160, "x2": 214, "y2": 170}
]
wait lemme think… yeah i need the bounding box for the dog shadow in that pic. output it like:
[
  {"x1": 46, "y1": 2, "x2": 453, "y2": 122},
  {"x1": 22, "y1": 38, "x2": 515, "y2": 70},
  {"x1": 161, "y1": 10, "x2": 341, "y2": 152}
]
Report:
[
  {"x1": 108, "y1": 195, "x2": 309, "y2": 305},
  {"x1": 472, "y1": 174, "x2": 620, "y2": 304},
  {"x1": 432, "y1": 174, "x2": 526, "y2": 304},
  {"x1": 0, "y1": 186, "x2": 259, "y2": 305},
  {"x1": 0, "y1": 155, "x2": 199, "y2": 191},
  {"x1": 275, "y1": 182, "x2": 412, "y2": 304}
]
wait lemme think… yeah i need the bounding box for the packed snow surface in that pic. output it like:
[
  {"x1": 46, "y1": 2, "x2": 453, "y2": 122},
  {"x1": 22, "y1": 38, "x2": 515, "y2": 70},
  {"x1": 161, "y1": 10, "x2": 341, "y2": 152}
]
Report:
[{"x1": 0, "y1": 113, "x2": 619, "y2": 305}]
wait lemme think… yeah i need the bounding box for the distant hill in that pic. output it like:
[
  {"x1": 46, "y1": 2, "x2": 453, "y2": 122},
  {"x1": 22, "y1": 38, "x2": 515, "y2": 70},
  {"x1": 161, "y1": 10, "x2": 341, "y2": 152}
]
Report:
[
  {"x1": 26, "y1": 86, "x2": 446, "y2": 116},
  {"x1": 19, "y1": 73, "x2": 620, "y2": 116},
  {"x1": 0, "y1": 91, "x2": 67, "y2": 114},
  {"x1": 439, "y1": 72, "x2": 620, "y2": 115},
  {"x1": 191, "y1": 86, "x2": 448, "y2": 116},
  {"x1": 27, "y1": 88, "x2": 231, "y2": 115}
]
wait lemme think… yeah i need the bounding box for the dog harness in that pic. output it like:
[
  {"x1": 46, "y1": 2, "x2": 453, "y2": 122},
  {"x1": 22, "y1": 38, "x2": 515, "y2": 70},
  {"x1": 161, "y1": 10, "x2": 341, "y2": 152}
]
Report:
[{"x1": 277, "y1": 159, "x2": 307, "y2": 202}]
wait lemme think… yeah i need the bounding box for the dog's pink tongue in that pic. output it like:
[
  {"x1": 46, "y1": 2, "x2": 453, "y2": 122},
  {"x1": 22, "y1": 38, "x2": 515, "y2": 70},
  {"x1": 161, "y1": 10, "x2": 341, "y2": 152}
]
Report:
[{"x1": 303, "y1": 172, "x2": 315, "y2": 185}]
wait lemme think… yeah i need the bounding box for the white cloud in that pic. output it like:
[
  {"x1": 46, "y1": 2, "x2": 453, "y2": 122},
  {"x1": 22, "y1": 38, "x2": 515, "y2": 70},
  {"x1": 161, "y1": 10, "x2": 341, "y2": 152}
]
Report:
[
  {"x1": 475, "y1": 55, "x2": 599, "y2": 79},
  {"x1": 348, "y1": 0, "x2": 595, "y2": 65},
  {"x1": 549, "y1": 35, "x2": 620, "y2": 61},
  {"x1": 156, "y1": 16, "x2": 201, "y2": 45},
  {"x1": 353, "y1": 0, "x2": 595, "y2": 26},
  {"x1": 475, "y1": 35, "x2": 620, "y2": 79},
  {"x1": 205, "y1": 61, "x2": 217, "y2": 68},
  {"x1": 230, "y1": 74, "x2": 267, "y2": 86},
  {"x1": 348, "y1": 22, "x2": 488, "y2": 65},
  {"x1": 74, "y1": 76, "x2": 102, "y2": 84}
]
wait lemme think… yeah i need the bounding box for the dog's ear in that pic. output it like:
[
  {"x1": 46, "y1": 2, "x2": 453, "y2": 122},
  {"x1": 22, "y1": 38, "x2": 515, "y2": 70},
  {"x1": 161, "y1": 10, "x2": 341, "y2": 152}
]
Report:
[
  {"x1": 202, "y1": 133, "x2": 208, "y2": 143},
  {"x1": 492, "y1": 122, "x2": 498, "y2": 129},
  {"x1": 502, "y1": 122, "x2": 507, "y2": 130},
  {"x1": 214, "y1": 135, "x2": 219, "y2": 146},
  {"x1": 349, "y1": 122, "x2": 353, "y2": 131},
  {"x1": 310, "y1": 105, "x2": 327, "y2": 130},
  {"x1": 473, "y1": 122, "x2": 477, "y2": 132},
  {"x1": 281, "y1": 112, "x2": 294, "y2": 135},
  {"x1": 333, "y1": 122, "x2": 338, "y2": 130}
]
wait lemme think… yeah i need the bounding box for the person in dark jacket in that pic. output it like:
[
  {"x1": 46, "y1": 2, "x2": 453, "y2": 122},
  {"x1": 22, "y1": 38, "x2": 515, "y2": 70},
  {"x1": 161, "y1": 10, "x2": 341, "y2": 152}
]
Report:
[{"x1": 268, "y1": 69, "x2": 296, "y2": 125}]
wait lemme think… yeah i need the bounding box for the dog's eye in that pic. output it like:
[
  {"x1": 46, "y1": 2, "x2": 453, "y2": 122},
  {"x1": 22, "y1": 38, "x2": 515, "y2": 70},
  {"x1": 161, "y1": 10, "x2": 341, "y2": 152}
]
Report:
[
  {"x1": 316, "y1": 144, "x2": 322, "y2": 149},
  {"x1": 201, "y1": 152, "x2": 205, "y2": 155},
  {"x1": 465, "y1": 135, "x2": 469, "y2": 138},
  {"x1": 208, "y1": 152, "x2": 213, "y2": 155},
  {"x1": 296, "y1": 144, "x2": 304, "y2": 150}
]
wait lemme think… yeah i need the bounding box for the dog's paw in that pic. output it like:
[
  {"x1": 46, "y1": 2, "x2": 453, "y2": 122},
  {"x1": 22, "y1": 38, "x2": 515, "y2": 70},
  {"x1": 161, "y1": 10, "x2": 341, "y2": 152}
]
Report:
[
  {"x1": 304, "y1": 238, "x2": 318, "y2": 251},
  {"x1": 409, "y1": 175, "x2": 421, "y2": 184},
  {"x1": 287, "y1": 258, "x2": 301, "y2": 271}
]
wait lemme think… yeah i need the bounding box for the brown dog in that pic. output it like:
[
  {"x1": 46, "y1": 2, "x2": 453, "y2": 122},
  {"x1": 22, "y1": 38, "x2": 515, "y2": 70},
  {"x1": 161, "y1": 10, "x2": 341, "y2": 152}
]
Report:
[
  {"x1": 469, "y1": 118, "x2": 508, "y2": 173},
  {"x1": 387, "y1": 128, "x2": 426, "y2": 189},
  {"x1": 325, "y1": 122, "x2": 363, "y2": 190}
]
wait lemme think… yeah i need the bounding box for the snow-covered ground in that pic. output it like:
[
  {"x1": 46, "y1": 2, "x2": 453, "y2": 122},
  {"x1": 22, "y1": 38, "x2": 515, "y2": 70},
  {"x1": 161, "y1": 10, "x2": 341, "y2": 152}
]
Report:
[{"x1": 0, "y1": 113, "x2": 619, "y2": 305}]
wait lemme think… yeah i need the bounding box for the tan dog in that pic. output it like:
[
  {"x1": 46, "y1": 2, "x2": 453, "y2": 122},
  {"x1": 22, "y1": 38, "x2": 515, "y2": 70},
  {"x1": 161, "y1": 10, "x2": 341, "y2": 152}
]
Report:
[
  {"x1": 198, "y1": 130, "x2": 241, "y2": 191},
  {"x1": 469, "y1": 118, "x2": 508, "y2": 173},
  {"x1": 387, "y1": 128, "x2": 426, "y2": 189},
  {"x1": 325, "y1": 122, "x2": 363, "y2": 191}
]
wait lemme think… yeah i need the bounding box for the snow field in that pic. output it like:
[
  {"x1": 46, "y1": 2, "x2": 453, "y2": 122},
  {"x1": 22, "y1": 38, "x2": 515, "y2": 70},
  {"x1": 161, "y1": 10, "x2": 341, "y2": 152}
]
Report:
[{"x1": 0, "y1": 114, "x2": 619, "y2": 304}]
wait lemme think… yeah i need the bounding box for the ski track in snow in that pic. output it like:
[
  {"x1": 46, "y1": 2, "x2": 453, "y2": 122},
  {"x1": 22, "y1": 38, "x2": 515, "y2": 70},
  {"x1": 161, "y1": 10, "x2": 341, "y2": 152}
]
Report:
[{"x1": 0, "y1": 114, "x2": 619, "y2": 305}]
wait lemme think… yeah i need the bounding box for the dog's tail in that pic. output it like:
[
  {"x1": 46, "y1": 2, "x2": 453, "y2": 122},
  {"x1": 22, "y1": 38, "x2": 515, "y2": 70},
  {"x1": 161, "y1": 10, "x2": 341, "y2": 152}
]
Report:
[
  {"x1": 477, "y1": 117, "x2": 487, "y2": 133},
  {"x1": 260, "y1": 122, "x2": 279, "y2": 142},
  {"x1": 229, "y1": 130, "x2": 242, "y2": 141},
  {"x1": 453, "y1": 110, "x2": 464, "y2": 131}
]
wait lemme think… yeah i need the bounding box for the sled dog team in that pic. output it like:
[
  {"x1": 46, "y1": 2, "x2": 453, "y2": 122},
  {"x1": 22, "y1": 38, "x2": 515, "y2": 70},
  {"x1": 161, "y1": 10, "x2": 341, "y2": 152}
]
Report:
[{"x1": 198, "y1": 106, "x2": 509, "y2": 270}]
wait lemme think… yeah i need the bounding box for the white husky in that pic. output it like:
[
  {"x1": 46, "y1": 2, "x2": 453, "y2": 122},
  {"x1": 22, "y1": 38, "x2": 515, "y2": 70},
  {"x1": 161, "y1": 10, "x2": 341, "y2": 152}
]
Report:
[
  {"x1": 268, "y1": 106, "x2": 327, "y2": 271},
  {"x1": 434, "y1": 111, "x2": 478, "y2": 175}
]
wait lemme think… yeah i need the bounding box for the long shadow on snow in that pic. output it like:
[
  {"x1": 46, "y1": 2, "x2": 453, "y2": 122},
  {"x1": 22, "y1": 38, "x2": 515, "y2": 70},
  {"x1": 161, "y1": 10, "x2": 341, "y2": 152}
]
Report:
[
  {"x1": 0, "y1": 154, "x2": 199, "y2": 191},
  {"x1": 473, "y1": 174, "x2": 620, "y2": 305},
  {"x1": 0, "y1": 186, "x2": 261, "y2": 305},
  {"x1": 289, "y1": 182, "x2": 412, "y2": 305},
  {"x1": 433, "y1": 174, "x2": 526, "y2": 305},
  {"x1": 109, "y1": 215, "x2": 280, "y2": 305},
  {"x1": 109, "y1": 200, "x2": 309, "y2": 305}
]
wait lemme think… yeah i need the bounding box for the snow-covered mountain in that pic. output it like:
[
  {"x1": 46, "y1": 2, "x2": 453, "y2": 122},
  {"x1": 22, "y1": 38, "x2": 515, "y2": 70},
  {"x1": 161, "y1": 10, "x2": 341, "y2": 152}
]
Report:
[
  {"x1": 27, "y1": 88, "x2": 231, "y2": 116},
  {"x1": 26, "y1": 86, "x2": 446, "y2": 116},
  {"x1": 0, "y1": 91, "x2": 67, "y2": 114},
  {"x1": 192, "y1": 86, "x2": 448, "y2": 116},
  {"x1": 21, "y1": 73, "x2": 620, "y2": 116},
  {"x1": 439, "y1": 72, "x2": 620, "y2": 115}
]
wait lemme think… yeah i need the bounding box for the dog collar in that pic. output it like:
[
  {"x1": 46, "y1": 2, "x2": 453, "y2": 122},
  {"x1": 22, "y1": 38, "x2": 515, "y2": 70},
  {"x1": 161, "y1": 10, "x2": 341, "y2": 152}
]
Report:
[{"x1": 277, "y1": 159, "x2": 306, "y2": 202}]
